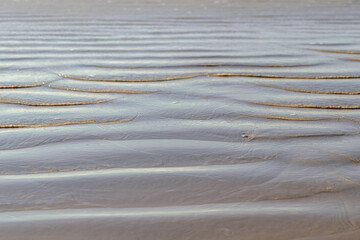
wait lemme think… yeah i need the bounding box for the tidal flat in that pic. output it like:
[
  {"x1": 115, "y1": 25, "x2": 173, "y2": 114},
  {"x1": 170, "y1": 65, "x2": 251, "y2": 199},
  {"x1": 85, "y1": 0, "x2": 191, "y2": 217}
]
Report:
[{"x1": 0, "y1": 0, "x2": 360, "y2": 239}]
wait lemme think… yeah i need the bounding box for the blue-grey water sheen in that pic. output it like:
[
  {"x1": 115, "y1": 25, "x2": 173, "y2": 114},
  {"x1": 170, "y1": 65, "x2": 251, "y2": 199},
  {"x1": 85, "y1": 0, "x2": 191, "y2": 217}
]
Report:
[{"x1": 0, "y1": 0, "x2": 360, "y2": 240}]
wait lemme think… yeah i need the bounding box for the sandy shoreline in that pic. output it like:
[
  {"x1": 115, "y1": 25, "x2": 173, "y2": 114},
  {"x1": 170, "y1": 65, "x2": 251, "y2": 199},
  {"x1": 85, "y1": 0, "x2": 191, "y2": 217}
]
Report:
[{"x1": 1, "y1": 0, "x2": 360, "y2": 239}]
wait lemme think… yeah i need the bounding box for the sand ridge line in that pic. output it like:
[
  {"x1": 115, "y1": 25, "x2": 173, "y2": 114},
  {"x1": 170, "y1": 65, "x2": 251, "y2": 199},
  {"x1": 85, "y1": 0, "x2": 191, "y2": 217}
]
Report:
[
  {"x1": 255, "y1": 83, "x2": 360, "y2": 95},
  {"x1": 240, "y1": 113, "x2": 327, "y2": 121},
  {"x1": 344, "y1": 58, "x2": 360, "y2": 62},
  {"x1": 60, "y1": 73, "x2": 360, "y2": 83},
  {"x1": 328, "y1": 151, "x2": 360, "y2": 165},
  {"x1": 245, "y1": 132, "x2": 359, "y2": 141},
  {"x1": 248, "y1": 101, "x2": 360, "y2": 110},
  {"x1": 0, "y1": 82, "x2": 47, "y2": 89},
  {"x1": 0, "y1": 118, "x2": 133, "y2": 129},
  {"x1": 213, "y1": 73, "x2": 360, "y2": 79},
  {"x1": 92, "y1": 63, "x2": 316, "y2": 69},
  {"x1": 309, "y1": 49, "x2": 360, "y2": 55},
  {"x1": 0, "y1": 98, "x2": 111, "y2": 106},
  {"x1": 241, "y1": 114, "x2": 360, "y2": 128},
  {"x1": 59, "y1": 73, "x2": 205, "y2": 82},
  {"x1": 48, "y1": 85, "x2": 154, "y2": 94}
]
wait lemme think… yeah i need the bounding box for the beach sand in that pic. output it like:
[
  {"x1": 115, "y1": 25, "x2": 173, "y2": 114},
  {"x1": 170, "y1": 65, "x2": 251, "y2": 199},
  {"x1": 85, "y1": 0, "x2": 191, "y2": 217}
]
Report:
[{"x1": 0, "y1": 0, "x2": 360, "y2": 239}]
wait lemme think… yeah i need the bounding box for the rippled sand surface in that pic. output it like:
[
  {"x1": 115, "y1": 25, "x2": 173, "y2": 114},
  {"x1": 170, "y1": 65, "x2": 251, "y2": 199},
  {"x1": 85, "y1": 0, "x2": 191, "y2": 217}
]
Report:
[{"x1": 1, "y1": 0, "x2": 360, "y2": 239}]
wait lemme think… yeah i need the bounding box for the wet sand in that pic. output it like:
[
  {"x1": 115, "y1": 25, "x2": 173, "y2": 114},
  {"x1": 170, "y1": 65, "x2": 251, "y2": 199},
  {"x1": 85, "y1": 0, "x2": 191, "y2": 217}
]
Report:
[{"x1": 1, "y1": 0, "x2": 360, "y2": 239}]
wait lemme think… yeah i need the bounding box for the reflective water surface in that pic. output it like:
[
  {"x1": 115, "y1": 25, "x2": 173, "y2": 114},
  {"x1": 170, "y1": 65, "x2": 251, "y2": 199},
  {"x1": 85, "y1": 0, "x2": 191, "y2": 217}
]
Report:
[{"x1": 1, "y1": 0, "x2": 360, "y2": 239}]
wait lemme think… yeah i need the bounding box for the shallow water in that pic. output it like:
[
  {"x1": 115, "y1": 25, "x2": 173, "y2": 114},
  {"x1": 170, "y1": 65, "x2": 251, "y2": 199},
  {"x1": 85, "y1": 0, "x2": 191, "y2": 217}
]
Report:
[{"x1": 1, "y1": 0, "x2": 360, "y2": 239}]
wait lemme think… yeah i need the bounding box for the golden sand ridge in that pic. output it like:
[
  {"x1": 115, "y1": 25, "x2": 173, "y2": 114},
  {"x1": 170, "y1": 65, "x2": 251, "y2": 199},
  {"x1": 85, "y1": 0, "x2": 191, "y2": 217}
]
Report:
[
  {"x1": 345, "y1": 58, "x2": 360, "y2": 62},
  {"x1": 212, "y1": 73, "x2": 360, "y2": 79},
  {"x1": 245, "y1": 132, "x2": 359, "y2": 141},
  {"x1": 92, "y1": 63, "x2": 316, "y2": 69},
  {"x1": 60, "y1": 73, "x2": 360, "y2": 83},
  {"x1": 328, "y1": 152, "x2": 360, "y2": 165},
  {"x1": 309, "y1": 49, "x2": 360, "y2": 55},
  {"x1": 59, "y1": 73, "x2": 204, "y2": 82},
  {"x1": 0, "y1": 98, "x2": 111, "y2": 106},
  {"x1": 0, "y1": 118, "x2": 133, "y2": 129},
  {"x1": 255, "y1": 83, "x2": 360, "y2": 95},
  {"x1": 0, "y1": 82, "x2": 46, "y2": 89},
  {"x1": 240, "y1": 113, "x2": 327, "y2": 121},
  {"x1": 48, "y1": 85, "x2": 154, "y2": 94},
  {"x1": 241, "y1": 114, "x2": 360, "y2": 128},
  {"x1": 248, "y1": 101, "x2": 360, "y2": 109}
]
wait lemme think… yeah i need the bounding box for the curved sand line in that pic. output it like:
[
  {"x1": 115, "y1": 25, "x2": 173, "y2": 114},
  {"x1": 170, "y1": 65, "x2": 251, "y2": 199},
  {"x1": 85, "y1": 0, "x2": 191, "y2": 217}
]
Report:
[
  {"x1": 0, "y1": 118, "x2": 132, "y2": 129},
  {"x1": 255, "y1": 83, "x2": 360, "y2": 95},
  {"x1": 345, "y1": 58, "x2": 360, "y2": 62},
  {"x1": 240, "y1": 113, "x2": 327, "y2": 121},
  {"x1": 212, "y1": 73, "x2": 360, "y2": 79},
  {"x1": 48, "y1": 85, "x2": 153, "y2": 94},
  {"x1": 60, "y1": 73, "x2": 204, "y2": 82},
  {"x1": 247, "y1": 132, "x2": 359, "y2": 141},
  {"x1": 248, "y1": 101, "x2": 360, "y2": 109},
  {"x1": 0, "y1": 82, "x2": 46, "y2": 89},
  {"x1": 0, "y1": 98, "x2": 110, "y2": 106},
  {"x1": 61, "y1": 73, "x2": 360, "y2": 83},
  {"x1": 309, "y1": 49, "x2": 360, "y2": 55},
  {"x1": 241, "y1": 114, "x2": 360, "y2": 128},
  {"x1": 92, "y1": 63, "x2": 317, "y2": 69},
  {"x1": 328, "y1": 151, "x2": 360, "y2": 165}
]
